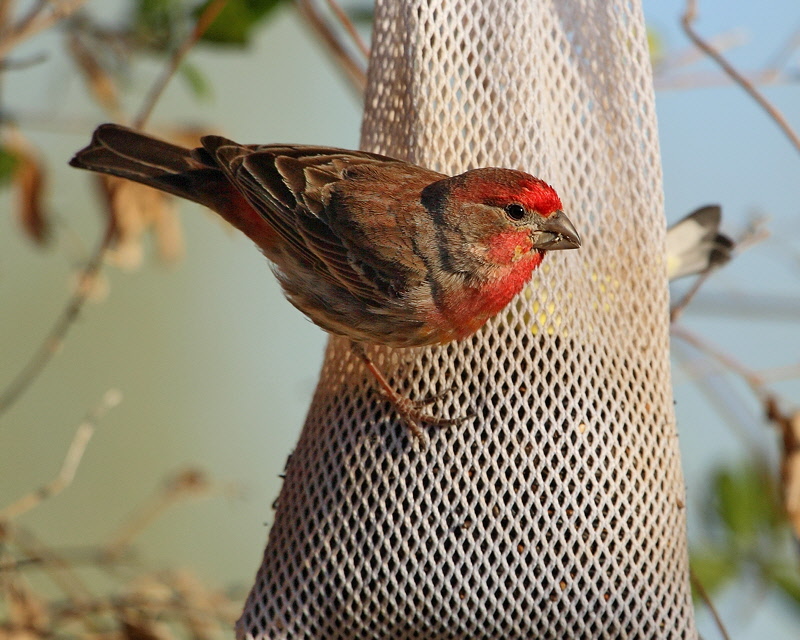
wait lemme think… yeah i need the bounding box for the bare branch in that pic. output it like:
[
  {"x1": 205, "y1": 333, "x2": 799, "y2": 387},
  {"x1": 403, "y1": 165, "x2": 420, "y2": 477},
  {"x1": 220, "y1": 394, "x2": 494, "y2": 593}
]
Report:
[
  {"x1": 103, "y1": 468, "x2": 213, "y2": 559},
  {"x1": 0, "y1": 221, "x2": 117, "y2": 415},
  {"x1": 325, "y1": 0, "x2": 369, "y2": 58},
  {"x1": 669, "y1": 215, "x2": 767, "y2": 323},
  {"x1": 758, "y1": 362, "x2": 800, "y2": 384},
  {"x1": 655, "y1": 69, "x2": 799, "y2": 92},
  {"x1": 0, "y1": 51, "x2": 47, "y2": 71},
  {"x1": 0, "y1": 389, "x2": 121, "y2": 521},
  {"x1": 0, "y1": 1, "x2": 228, "y2": 415},
  {"x1": 672, "y1": 342, "x2": 768, "y2": 456},
  {"x1": 682, "y1": 0, "x2": 800, "y2": 154},
  {"x1": 690, "y1": 568, "x2": 732, "y2": 640},
  {"x1": 670, "y1": 270, "x2": 713, "y2": 324},
  {"x1": 6, "y1": 524, "x2": 98, "y2": 622},
  {"x1": 0, "y1": 1, "x2": 15, "y2": 30},
  {"x1": 295, "y1": 0, "x2": 367, "y2": 93},
  {"x1": 660, "y1": 28, "x2": 748, "y2": 72},
  {"x1": 671, "y1": 323, "x2": 765, "y2": 397},
  {"x1": 762, "y1": 23, "x2": 800, "y2": 79},
  {"x1": 133, "y1": 0, "x2": 230, "y2": 129},
  {"x1": 680, "y1": 292, "x2": 800, "y2": 322},
  {"x1": 655, "y1": 27, "x2": 800, "y2": 91},
  {"x1": 0, "y1": 0, "x2": 90, "y2": 61}
]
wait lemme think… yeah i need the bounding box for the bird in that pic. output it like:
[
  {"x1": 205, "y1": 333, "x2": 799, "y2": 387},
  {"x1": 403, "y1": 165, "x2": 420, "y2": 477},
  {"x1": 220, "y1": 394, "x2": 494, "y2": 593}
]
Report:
[
  {"x1": 666, "y1": 205, "x2": 733, "y2": 281},
  {"x1": 70, "y1": 124, "x2": 581, "y2": 438}
]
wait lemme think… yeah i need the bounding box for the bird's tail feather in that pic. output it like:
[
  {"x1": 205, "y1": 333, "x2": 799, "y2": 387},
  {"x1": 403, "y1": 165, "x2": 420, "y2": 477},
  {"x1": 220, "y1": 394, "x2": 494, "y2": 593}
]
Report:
[{"x1": 69, "y1": 124, "x2": 225, "y2": 209}]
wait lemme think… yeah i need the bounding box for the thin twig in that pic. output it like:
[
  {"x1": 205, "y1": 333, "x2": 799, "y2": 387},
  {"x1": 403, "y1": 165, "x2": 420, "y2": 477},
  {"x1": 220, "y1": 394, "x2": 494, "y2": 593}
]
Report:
[
  {"x1": 681, "y1": 292, "x2": 800, "y2": 321},
  {"x1": 325, "y1": 0, "x2": 369, "y2": 58},
  {"x1": 758, "y1": 362, "x2": 800, "y2": 384},
  {"x1": 7, "y1": 524, "x2": 98, "y2": 622},
  {"x1": 0, "y1": 1, "x2": 15, "y2": 30},
  {"x1": 691, "y1": 568, "x2": 732, "y2": 640},
  {"x1": 0, "y1": 544, "x2": 136, "y2": 572},
  {"x1": 0, "y1": 221, "x2": 116, "y2": 415},
  {"x1": 0, "y1": 109, "x2": 121, "y2": 133},
  {"x1": 655, "y1": 69, "x2": 796, "y2": 92},
  {"x1": 682, "y1": 0, "x2": 800, "y2": 154},
  {"x1": 0, "y1": 1, "x2": 226, "y2": 416},
  {"x1": 0, "y1": 0, "x2": 90, "y2": 60},
  {"x1": 133, "y1": 0, "x2": 230, "y2": 129},
  {"x1": 672, "y1": 341, "x2": 767, "y2": 457},
  {"x1": 670, "y1": 270, "x2": 713, "y2": 324},
  {"x1": 661, "y1": 28, "x2": 748, "y2": 72},
  {"x1": 0, "y1": 51, "x2": 48, "y2": 71},
  {"x1": 295, "y1": 0, "x2": 366, "y2": 93},
  {"x1": 0, "y1": 389, "x2": 121, "y2": 521},
  {"x1": 103, "y1": 469, "x2": 211, "y2": 559},
  {"x1": 0, "y1": 423, "x2": 93, "y2": 518},
  {"x1": 671, "y1": 323, "x2": 765, "y2": 397},
  {"x1": 669, "y1": 216, "x2": 768, "y2": 323},
  {"x1": 762, "y1": 23, "x2": 800, "y2": 80}
]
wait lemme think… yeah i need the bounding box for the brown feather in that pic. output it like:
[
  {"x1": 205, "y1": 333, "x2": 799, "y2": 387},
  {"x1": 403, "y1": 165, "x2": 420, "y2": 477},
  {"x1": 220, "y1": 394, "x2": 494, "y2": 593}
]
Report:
[{"x1": 69, "y1": 124, "x2": 578, "y2": 348}]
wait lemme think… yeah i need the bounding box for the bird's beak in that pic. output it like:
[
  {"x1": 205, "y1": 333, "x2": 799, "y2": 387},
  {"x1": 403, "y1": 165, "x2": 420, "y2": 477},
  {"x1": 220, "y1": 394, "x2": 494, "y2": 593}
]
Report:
[{"x1": 530, "y1": 210, "x2": 582, "y2": 250}]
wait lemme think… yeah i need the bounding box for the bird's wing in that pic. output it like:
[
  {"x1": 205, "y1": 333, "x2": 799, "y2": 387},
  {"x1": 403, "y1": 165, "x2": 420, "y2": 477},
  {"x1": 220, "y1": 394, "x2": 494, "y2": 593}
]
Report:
[
  {"x1": 202, "y1": 139, "x2": 440, "y2": 305},
  {"x1": 666, "y1": 205, "x2": 734, "y2": 280}
]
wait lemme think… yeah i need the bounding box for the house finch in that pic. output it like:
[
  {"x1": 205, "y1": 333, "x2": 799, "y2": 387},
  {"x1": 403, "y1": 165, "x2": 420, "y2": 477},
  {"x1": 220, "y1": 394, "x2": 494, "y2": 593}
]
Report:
[{"x1": 70, "y1": 124, "x2": 581, "y2": 437}]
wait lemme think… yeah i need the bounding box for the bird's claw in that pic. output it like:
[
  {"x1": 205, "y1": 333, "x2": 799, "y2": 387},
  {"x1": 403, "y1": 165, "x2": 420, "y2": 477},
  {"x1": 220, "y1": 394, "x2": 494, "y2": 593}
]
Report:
[
  {"x1": 391, "y1": 393, "x2": 472, "y2": 441},
  {"x1": 353, "y1": 344, "x2": 471, "y2": 443}
]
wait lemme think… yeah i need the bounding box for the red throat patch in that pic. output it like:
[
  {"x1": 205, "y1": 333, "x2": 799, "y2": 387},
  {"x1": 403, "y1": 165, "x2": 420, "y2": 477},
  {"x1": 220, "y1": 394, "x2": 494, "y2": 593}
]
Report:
[
  {"x1": 431, "y1": 250, "x2": 545, "y2": 341},
  {"x1": 487, "y1": 229, "x2": 535, "y2": 264}
]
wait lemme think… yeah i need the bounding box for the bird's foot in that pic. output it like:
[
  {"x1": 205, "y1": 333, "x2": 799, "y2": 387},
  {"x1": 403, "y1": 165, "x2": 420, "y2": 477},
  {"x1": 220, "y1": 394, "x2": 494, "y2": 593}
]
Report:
[{"x1": 350, "y1": 343, "x2": 470, "y2": 443}]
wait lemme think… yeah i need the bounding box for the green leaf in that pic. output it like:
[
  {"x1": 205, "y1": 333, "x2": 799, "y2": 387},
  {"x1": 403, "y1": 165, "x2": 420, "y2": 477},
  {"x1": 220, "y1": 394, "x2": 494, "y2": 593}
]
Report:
[
  {"x1": 770, "y1": 566, "x2": 800, "y2": 611},
  {"x1": 0, "y1": 145, "x2": 19, "y2": 186},
  {"x1": 690, "y1": 546, "x2": 739, "y2": 597},
  {"x1": 197, "y1": 0, "x2": 285, "y2": 46},
  {"x1": 712, "y1": 463, "x2": 782, "y2": 545},
  {"x1": 132, "y1": 0, "x2": 187, "y2": 52},
  {"x1": 179, "y1": 61, "x2": 212, "y2": 99}
]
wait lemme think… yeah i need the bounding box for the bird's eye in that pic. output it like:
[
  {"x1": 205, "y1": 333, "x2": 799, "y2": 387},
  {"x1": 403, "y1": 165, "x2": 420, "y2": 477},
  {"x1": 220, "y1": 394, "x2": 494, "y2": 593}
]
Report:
[{"x1": 504, "y1": 203, "x2": 526, "y2": 221}]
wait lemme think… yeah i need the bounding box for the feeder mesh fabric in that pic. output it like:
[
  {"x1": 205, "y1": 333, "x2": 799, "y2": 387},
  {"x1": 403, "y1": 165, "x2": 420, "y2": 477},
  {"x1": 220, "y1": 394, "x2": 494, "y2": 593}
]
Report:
[{"x1": 237, "y1": 0, "x2": 696, "y2": 638}]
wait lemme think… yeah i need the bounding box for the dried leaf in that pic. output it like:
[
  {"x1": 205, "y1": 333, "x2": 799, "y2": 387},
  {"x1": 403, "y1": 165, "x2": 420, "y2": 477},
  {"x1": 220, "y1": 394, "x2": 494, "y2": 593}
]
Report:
[
  {"x1": 165, "y1": 468, "x2": 210, "y2": 495},
  {"x1": 68, "y1": 33, "x2": 121, "y2": 116},
  {"x1": 119, "y1": 613, "x2": 170, "y2": 640},
  {"x1": 768, "y1": 397, "x2": 800, "y2": 540},
  {"x1": 102, "y1": 176, "x2": 183, "y2": 270},
  {"x1": 92, "y1": 126, "x2": 225, "y2": 268},
  {"x1": 5, "y1": 579, "x2": 50, "y2": 635},
  {"x1": 5, "y1": 135, "x2": 51, "y2": 246}
]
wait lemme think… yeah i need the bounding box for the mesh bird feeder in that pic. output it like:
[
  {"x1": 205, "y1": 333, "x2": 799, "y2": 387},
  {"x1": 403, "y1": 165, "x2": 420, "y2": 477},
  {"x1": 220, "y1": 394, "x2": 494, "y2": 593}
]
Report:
[{"x1": 237, "y1": 0, "x2": 697, "y2": 637}]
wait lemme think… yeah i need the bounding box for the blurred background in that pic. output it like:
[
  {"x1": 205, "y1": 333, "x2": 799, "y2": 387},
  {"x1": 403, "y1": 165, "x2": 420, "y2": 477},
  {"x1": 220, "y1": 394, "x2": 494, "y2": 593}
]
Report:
[{"x1": 1, "y1": 0, "x2": 799, "y2": 637}]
